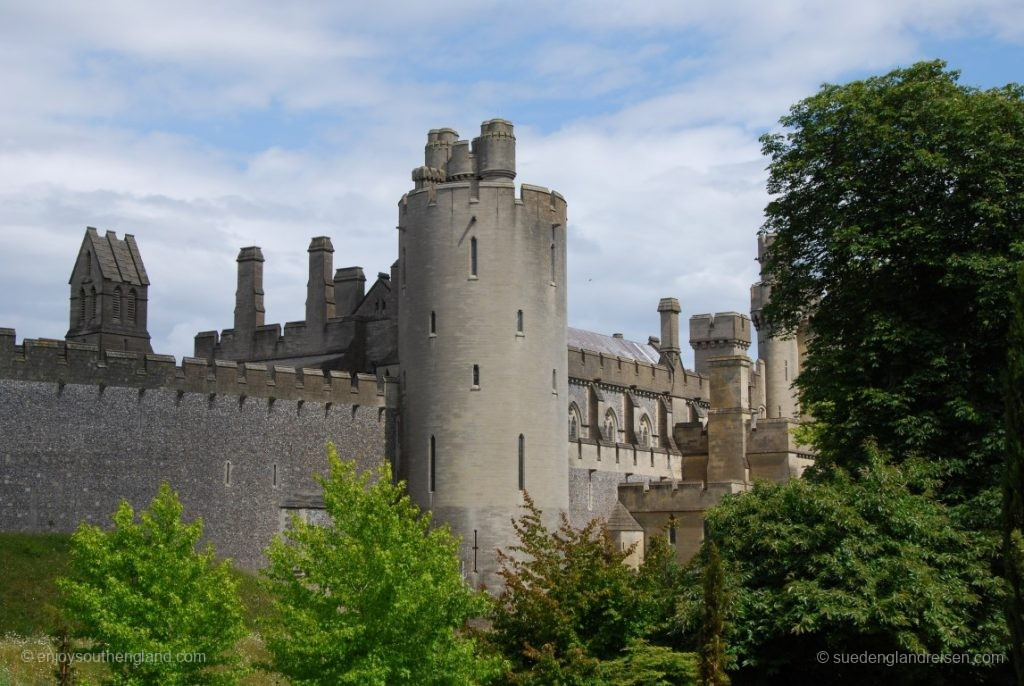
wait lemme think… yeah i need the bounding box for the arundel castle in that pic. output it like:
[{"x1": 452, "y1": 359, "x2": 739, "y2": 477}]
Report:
[{"x1": 0, "y1": 120, "x2": 812, "y2": 589}]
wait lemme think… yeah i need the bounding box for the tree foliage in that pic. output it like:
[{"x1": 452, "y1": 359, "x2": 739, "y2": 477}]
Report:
[
  {"x1": 490, "y1": 493, "x2": 689, "y2": 684},
  {"x1": 759, "y1": 60, "x2": 1024, "y2": 508},
  {"x1": 1005, "y1": 263, "x2": 1024, "y2": 683},
  {"x1": 678, "y1": 450, "x2": 1008, "y2": 685},
  {"x1": 261, "y1": 445, "x2": 497, "y2": 686},
  {"x1": 697, "y1": 541, "x2": 730, "y2": 686},
  {"x1": 58, "y1": 483, "x2": 247, "y2": 685}
]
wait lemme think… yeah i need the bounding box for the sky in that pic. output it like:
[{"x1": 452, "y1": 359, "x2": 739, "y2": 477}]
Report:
[{"x1": 1, "y1": 0, "x2": 1022, "y2": 367}]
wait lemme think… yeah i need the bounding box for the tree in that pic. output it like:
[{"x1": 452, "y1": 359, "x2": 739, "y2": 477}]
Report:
[
  {"x1": 490, "y1": 494, "x2": 690, "y2": 684},
  {"x1": 758, "y1": 60, "x2": 1024, "y2": 509},
  {"x1": 697, "y1": 541, "x2": 729, "y2": 686},
  {"x1": 58, "y1": 483, "x2": 247, "y2": 685},
  {"x1": 261, "y1": 445, "x2": 497, "y2": 686},
  {"x1": 677, "y1": 451, "x2": 1009, "y2": 685},
  {"x1": 1005, "y1": 263, "x2": 1024, "y2": 684}
]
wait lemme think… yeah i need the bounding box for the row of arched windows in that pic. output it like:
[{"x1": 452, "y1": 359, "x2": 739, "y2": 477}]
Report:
[{"x1": 567, "y1": 403, "x2": 654, "y2": 447}]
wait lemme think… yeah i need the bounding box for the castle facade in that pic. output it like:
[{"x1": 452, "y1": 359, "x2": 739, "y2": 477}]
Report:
[{"x1": 0, "y1": 120, "x2": 811, "y2": 589}]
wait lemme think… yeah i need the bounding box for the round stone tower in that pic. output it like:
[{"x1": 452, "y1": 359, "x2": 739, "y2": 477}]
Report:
[{"x1": 397, "y1": 119, "x2": 569, "y2": 589}]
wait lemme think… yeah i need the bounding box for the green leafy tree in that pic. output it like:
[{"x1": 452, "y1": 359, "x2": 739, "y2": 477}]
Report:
[
  {"x1": 677, "y1": 451, "x2": 1008, "y2": 685},
  {"x1": 58, "y1": 483, "x2": 247, "y2": 685},
  {"x1": 1005, "y1": 263, "x2": 1024, "y2": 684},
  {"x1": 697, "y1": 541, "x2": 729, "y2": 686},
  {"x1": 491, "y1": 494, "x2": 690, "y2": 684},
  {"x1": 596, "y1": 640, "x2": 699, "y2": 686},
  {"x1": 261, "y1": 445, "x2": 497, "y2": 686},
  {"x1": 758, "y1": 60, "x2": 1024, "y2": 509}
]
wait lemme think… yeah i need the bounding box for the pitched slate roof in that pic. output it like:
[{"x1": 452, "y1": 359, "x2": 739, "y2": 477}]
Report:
[
  {"x1": 606, "y1": 501, "x2": 644, "y2": 532},
  {"x1": 84, "y1": 227, "x2": 150, "y2": 286},
  {"x1": 568, "y1": 327, "x2": 659, "y2": 364}
]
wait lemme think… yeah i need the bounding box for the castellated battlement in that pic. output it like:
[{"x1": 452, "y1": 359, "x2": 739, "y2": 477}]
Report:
[
  {"x1": 567, "y1": 344, "x2": 703, "y2": 397},
  {"x1": 689, "y1": 312, "x2": 753, "y2": 375},
  {"x1": 0, "y1": 328, "x2": 390, "y2": 407},
  {"x1": 411, "y1": 119, "x2": 520, "y2": 189},
  {"x1": 400, "y1": 178, "x2": 567, "y2": 219}
]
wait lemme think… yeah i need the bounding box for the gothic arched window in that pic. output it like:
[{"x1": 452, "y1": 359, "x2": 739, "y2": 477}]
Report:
[
  {"x1": 568, "y1": 403, "x2": 581, "y2": 440},
  {"x1": 639, "y1": 415, "x2": 652, "y2": 447},
  {"x1": 603, "y1": 409, "x2": 618, "y2": 443}
]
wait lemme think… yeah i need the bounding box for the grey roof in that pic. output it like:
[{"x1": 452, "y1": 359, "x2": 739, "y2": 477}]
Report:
[
  {"x1": 606, "y1": 501, "x2": 644, "y2": 532},
  {"x1": 568, "y1": 327, "x2": 660, "y2": 364},
  {"x1": 82, "y1": 227, "x2": 149, "y2": 286}
]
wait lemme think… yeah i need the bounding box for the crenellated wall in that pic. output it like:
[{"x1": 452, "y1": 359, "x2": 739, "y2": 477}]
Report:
[
  {"x1": 1, "y1": 329, "x2": 392, "y2": 407},
  {"x1": 0, "y1": 328, "x2": 395, "y2": 569}
]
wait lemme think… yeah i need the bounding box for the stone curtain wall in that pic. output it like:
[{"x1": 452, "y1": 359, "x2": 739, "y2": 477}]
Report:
[
  {"x1": 0, "y1": 379, "x2": 389, "y2": 569},
  {"x1": 0, "y1": 331, "x2": 392, "y2": 569}
]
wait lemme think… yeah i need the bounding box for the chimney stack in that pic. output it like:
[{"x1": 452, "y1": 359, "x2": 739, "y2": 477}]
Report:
[
  {"x1": 306, "y1": 237, "x2": 335, "y2": 333},
  {"x1": 234, "y1": 246, "x2": 265, "y2": 334}
]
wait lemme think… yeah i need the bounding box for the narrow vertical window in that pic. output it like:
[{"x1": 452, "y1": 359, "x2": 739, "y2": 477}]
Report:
[
  {"x1": 429, "y1": 435, "x2": 436, "y2": 493},
  {"x1": 550, "y1": 227, "x2": 556, "y2": 283},
  {"x1": 784, "y1": 359, "x2": 789, "y2": 381},
  {"x1": 552, "y1": 369, "x2": 557, "y2": 392},
  {"x1": 516, "y1": 309, "x2": 524, "y2": 333},
  {"x1": 472, "y1": 364, "x2": 480, "y2": 387},
  {"x1": 224, "y1": 461, "x2": 232, "y2": 486},
  {"x1": 430, "y1": 310, "x2": 436, "y2": 335},
  {"x1": 90, "y1": 287, "x2": 97, "y2": 321},
  {"x1": 112, "y1": 287, "x2": 122, "y2": 322},
  {"x1": 518, "y1": 434, "x2": 525, "y2": 491},
  {"x1": 85, "y1": 251, "x2": 91, "y2": 278},
  {"x1": 669, "y1": 521, "x2": 677, "y2": 545},
  {"x1": 587, "y1": 471, "x2": 593, "y2": 511},
  {"x1": 127, "y1": 289, "x2": 137, "y2": 323},
  {"x1": 79, "y1": 288, "x2": 86, "y2": 325},
  {"x1": 272, "y1": 464, "x2": 278, "y2": 488},
  {"x1": 470, "y1": 236, "x2": 478, "y2": 276}
]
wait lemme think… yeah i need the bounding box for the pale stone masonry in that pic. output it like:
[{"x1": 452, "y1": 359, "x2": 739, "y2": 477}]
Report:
[{"x1": 0, "y1": 118, "x2": 813, "y2": 585}]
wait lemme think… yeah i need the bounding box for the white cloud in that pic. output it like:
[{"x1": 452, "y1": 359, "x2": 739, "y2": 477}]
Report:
[{"x1": 0, "y1": 0, "x2": 1020, "y2": 367}]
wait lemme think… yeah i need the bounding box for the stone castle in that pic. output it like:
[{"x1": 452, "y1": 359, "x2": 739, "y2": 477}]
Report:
[{"x1": 0, "y1": 120, "x2": 811, "y2": 589}]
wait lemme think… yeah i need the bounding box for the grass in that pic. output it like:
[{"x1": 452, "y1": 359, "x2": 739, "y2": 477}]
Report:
[
  {"x1": 0, "y1": 533, "x2": 285, "y2": 684},
  {"x1": 0, "y1": 534, "x2": 71, "y2": 637}
]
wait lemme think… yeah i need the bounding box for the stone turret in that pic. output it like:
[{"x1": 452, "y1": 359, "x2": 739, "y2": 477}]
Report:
[
  {"x1": 750, "y1": 234, "x2": 801, "y2": 418},
  {"x1": 689, "y1": 312, "x2": 751, "y2": 375},
  {"x1": 66, "y1": 227, "x2": 152, "y2": 354},
  {"x1": 398, "y1": 119, "x2": 567, "y2": 589}
]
